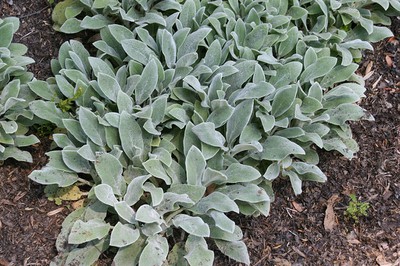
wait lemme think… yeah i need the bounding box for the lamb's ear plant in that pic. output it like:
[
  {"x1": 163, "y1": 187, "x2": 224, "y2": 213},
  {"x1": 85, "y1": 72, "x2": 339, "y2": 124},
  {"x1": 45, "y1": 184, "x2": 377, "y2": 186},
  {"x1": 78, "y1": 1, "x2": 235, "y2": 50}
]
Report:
[
  {"x1": 14, "y1": 0, "x2": 399, "y2": 265},
  {"x1": 0, "y1": 17, "x2": 39, "y2": 163}
]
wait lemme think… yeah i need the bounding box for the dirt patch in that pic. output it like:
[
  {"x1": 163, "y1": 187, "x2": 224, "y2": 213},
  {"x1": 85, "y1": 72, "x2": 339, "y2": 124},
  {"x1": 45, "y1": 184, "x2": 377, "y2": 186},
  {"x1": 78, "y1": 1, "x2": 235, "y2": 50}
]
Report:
[{"x1": 1, "y1": 1, "x2": 399, "y2": 265}]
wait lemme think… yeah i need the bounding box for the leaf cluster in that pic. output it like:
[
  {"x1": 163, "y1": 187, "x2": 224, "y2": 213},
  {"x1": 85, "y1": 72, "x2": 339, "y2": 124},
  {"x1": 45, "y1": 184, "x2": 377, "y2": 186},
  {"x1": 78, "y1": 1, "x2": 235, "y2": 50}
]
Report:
[
  {"x1": 1, "y1": 0, "x2": 399, "y2": 265},
  {"x1": 0, "y1": 18, "x2": 39, "y2": 163}
]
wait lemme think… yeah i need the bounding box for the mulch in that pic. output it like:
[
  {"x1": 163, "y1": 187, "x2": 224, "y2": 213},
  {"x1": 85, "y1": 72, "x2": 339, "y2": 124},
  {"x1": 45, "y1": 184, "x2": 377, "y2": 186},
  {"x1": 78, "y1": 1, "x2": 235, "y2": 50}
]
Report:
[{"x1": 0, "y1": 1, "x2": 399, "y2": 265}]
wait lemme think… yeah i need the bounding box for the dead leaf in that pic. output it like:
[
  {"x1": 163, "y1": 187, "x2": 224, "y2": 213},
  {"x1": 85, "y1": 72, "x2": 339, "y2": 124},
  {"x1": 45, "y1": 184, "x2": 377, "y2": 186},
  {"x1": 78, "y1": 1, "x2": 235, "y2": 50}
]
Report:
[
  {"x1": 324, "y1": 194, "x2": 340, "y2": 231},
  {"x1": 291, "y1": 201, "x2": 304, "y2": 212},
  {"x1": 71, "y1": 199, "x2": 85, "y2": 209}
]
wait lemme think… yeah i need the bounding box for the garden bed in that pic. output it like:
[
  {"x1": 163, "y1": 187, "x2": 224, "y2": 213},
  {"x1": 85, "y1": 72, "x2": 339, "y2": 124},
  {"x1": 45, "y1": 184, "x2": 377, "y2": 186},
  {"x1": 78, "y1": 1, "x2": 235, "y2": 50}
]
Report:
[{"x1": 0, "y1": 0, "x2": 399, "y2": 265}]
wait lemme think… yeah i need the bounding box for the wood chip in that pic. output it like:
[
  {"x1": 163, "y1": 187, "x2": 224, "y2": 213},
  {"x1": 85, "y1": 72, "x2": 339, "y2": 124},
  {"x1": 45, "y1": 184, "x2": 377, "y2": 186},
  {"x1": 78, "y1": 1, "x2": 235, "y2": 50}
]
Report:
[
  {"x1": 373, "y1": 75, "x2": 383, "y2": 89},
  {"x1": 363, "y1": 70, "x2": 375, "y2": 80},
  {"x1": 346, "y1": 231, "x2": 361, "y2": 245},
  {"x1": 291, "y1": 201, "x2": 304, "y2": 212},
  {"x1": 324, "y1": 194, "x2": 340, "y2": 231},
  {"x1": 376, "y1": 254, "x2": 392, "y2": 266},
  {"x1": 292, "y1": 246, "x2": 307, "y2": 258},
  {"x1": 383, "y1": 183, "x2": 393, "y2": 201},
  {"x1": 388, "y1": 36, "x2": 399, "y2": 45},
  {"x1": 272, "y1": 258, "x2": 291, "y2": 266},
  {"x1": 46, "y1": 207, "x2": 64, "y2": 216},
  {"x1": 385, "y1": 55, "x2": 393, "y2": 68},
  {"x1": 365, "y1": 61, "x2": 373, "y2": 75}
]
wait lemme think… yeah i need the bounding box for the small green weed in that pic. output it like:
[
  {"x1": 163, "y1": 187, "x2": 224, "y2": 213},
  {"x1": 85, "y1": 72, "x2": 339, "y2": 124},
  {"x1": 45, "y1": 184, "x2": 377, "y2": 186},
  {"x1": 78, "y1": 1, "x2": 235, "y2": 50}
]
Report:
[
  {"x1": 56, "y1": 87, "x2": 83, "y2": 112},
  {"x1": 345, "y1": 194, "x2": 370, "y2": 223}
]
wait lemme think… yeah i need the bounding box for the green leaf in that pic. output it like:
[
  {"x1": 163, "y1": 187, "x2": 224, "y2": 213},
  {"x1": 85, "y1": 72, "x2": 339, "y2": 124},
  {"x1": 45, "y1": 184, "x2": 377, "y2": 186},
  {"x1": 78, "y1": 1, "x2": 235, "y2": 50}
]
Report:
[
  {"x1": 204, "y1": 40, "x2": 222, "y2": 67},
  {"x1": 143, "y1": 182, "x2": 164, "y2": 206},
  {"x1": 207, "y1": 100, "x2": 234, "y2": 128},
  {"x1": 29, "y1": 167, "x2": 78, "y2": 187},
  {"x1": 184, "y1": 235, "x2": 214, "y2": 266},
  {"x1": 257, "y1": 136, "x2": 305, "y2": 161},
  {"x1": 209, "y1": 210, "x2": 235, "y2": 233},
  {"x1": 323, "y1": 103, "x2": 373, "y2": 125},
  {"x1": 177, "y1": 28, "x2": 212, "y2": 59},
  {"x1": 136, "y1": 204, "x2": 163, "y2": 224},
  {"x1": 217, "y1": 183, "x2": 270, "y2": 203},
  {"x1": 64, "y1": 239, "x2": 108, "y2": 266},
  {"x1": 68, "y1": 219, "x2": 111, "y2": 244},
  {"x1": 244, "y1": 24, "x2": 269, "y2": 50},
  {"x1": 192, "y1": 122, "x2": 226, "y2": 148},
  {"x1": 119, "y1": 111, "x2": 144, "y2": 159},
  {"x1": 110, "y1": 222, "x2": 140, "y2": 248},
  {"x1": 62, "y1": 148, "x2": 91, "y2": 174},
  {"x1": 180, "y1": 0, "x2": 196, "y2": 28},
  {"x1": 223, "y1": 61, "x2": 256, "y2": 97},
  {"x1": 233, "y1": 82, "x2": 275, "y2": 103},
  {"x1": 285, "y1": 170, "x2": 302, "y2": 195},
  {"x1": 62, "y1": 119, "x2": 86, "y2": 143},
  {"x1": 79, "y1": 107, "x2": 105, "y2": 146},
  {"x1": 278, "y1": 26, "x2": 298, "y2": 57},
  {"x1": 143, "y1": 159, "x2": 172, "y2": 185},
  {"x1": 226, "y1": 100, "x2": 253, "y2": 146},
  {"x1": 300, "y1": 57, "x2": 337, "y2": 83},
  {"x1": 114, "y1": 201, "x2": 136, "y2": 224},
  {"x1": 263, "y1": 162, "x2": 280, "y2": 181},
  {"x1": 113, "y1": 237, "x2": 145, "y2": 266},
  {"x1": 121, "y1": 39, "x2": 155, "y2": 65},
  {"x1": 29, "y1": 100, "x2": 69, "y2": 127},
  {"x1": 161, "y1": 29, "x2": 176, "y2": 69},
  {"x1": 172, "y1": 214, "x2": 210, "y2": 237},
  {"x1": 320, "y1": 63, "x2": 359, "y2": 88},
  {"x1": 269, "y1": 62, "x2": 303, "y2": 88},
  {"x1": 185, "y1": 146, "x2": 206, "y2": 186},
  {"x1": 271, "y1": 85, "x2": 297, "y2": 117},
  {"x1": 89, "y1": 57, "x2": 114, "y2": 78},
  {"x1": 81, "y1": 14, "x2": 111, "y2": 29},
  {"x1": 98, "y1": 73, "x2": 121, "y2": 102},
  {"x1": 222, "y1": 163, "x2": 261, "y2": 183},
  {"x1": 27, "y1": 80, "x2": 58, "y2": 101},
  {"x1": 94, "y1": 153, "x2": 124, "y2": 195},
  {"x1": 139, "y1": 235, "x2": 169, "y2": 266},
  {"x1": 0, "y1": 23, "x2": 13, "y2": 47},
  {"x1": 94, "y1": 184, "x2": 118, "y2": 206},
  {"x1": 60, "y1": 18, "x2": 83, "y2": 34},
  {"x1": 124, "y1": 175, "x2": 150, "y2": 206},
  {"x1": 291, "y1": 162, "x2": 327, "y2": 182},
  {"x1": 92, "y1": 0, "x2": 119, "y2": 8},
  {"x1": 214, "y1": 240, "x2": 250, "y2": 265},
  {"x1": 191, "y1": 192, "x2": 239, "y2": 214},
  {"x1": 135, "y1": 59, "x2": 158, "y2": 104}
]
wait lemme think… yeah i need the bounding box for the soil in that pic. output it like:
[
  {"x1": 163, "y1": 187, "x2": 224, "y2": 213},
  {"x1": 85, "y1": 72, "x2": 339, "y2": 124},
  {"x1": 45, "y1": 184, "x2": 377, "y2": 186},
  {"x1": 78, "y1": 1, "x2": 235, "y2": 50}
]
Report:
[{"x1": 0, "y1": 1, "x2": 399, "y2": 265}]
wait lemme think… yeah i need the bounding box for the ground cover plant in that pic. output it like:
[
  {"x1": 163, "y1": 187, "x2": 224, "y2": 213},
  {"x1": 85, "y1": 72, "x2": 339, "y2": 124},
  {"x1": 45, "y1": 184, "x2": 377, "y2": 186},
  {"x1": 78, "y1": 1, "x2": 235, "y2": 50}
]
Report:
[
  {"x1": 1, "y1": 0, "x2": 400, "y2": 265},
  {"x1": 0, "y1": 17, "x2": 39, "y2": 162}
]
